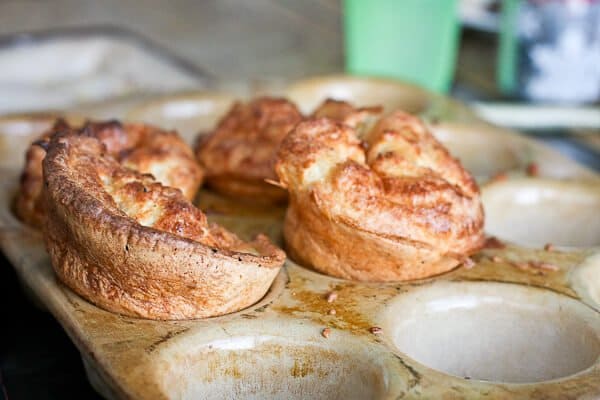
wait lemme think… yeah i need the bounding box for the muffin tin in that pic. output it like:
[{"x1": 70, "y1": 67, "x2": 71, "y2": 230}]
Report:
[{"x1": 1, "y1": 75, "x2": 599, "y2": 399}]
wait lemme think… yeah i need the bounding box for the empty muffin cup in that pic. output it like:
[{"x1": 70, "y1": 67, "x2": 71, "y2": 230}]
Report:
[{"x1": 378, "y1": 281, "x2": 600, "y2": 383}]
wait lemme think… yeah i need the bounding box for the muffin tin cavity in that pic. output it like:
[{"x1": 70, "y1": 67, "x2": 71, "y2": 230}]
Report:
[
  {"x1": 379, "y1": 281, "x2": 600, "y2": 383},
  {"x1": 0, "y1": 114, "x2": 81, "y2": 170},
  {"x1": 2, "y1": 75, "x2": 600, "y2": 398},
  {"x1": 429, "y1": 121, "x2": 528, "y2": 180},
  {"x1": 429, "y1": 121, "x2": 595, "y2": 181},
  {"x1": 571, "y1": 252, "x2": 600, "y2": 311},
  {"x1": 482, "y1": 178, "x2": 600, "y2": 247},
  {"x1": 151, "y1": 320, "x2": 396, "y2": 400},
  {"x1": 285, "y1": 75, "x2": 431, "y2": 115}
]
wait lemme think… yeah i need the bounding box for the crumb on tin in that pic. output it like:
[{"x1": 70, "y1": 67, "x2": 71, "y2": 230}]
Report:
[
  {"x1": 463, "y1": 257, "x2": 475, "y2": 269},
  {"x1": 534, "y1": 261, "x2": 559, "y2": 271},
  {"x1": 325, "y1": 291, "x2": 338, "y2": 303},
  {"x1": 510, "y1": 260, "x2": 559, "y2": 273},
  {"x1": 369, "y1": 327, "x2": 383, "y2": 335}
]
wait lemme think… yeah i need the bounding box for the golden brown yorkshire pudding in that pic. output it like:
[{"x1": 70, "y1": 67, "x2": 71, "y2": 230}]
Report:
[
  {"x1": 276, "y1": 111, "x2": 484, "y2": 282},
  {"x1": 195, "y1": 97, "x2": 303, "y2": 202},
  {"x1": 312, "y1": 98, "x2": 382, "y2": 132},
  {"x1": 16, "y1": 119, "x2": 203, "y2": 228},
  {"x1": 42, "y1": 132, "x2": 284, "y2": 320}
]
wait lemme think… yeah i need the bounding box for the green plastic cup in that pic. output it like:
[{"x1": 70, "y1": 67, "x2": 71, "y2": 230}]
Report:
[{"x1": 343, "y1": 0, "x2": 460, "y2": 93}]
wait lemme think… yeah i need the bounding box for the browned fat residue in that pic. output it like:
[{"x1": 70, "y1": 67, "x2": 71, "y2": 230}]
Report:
[
  {"x1": 203, "y1": 348, "x2": 268, "y2": 383},
  {"x1": 195, "y1": 187, "x2": 285, "y2": 244},
  {"x1": 290, "y1": 359, "x2": 314, "y2": 378},
  {"x1": 146, "y1": 327, "x2": 190, "y2": 353},
  {"x1": 202, "y1": 356, "x2": 222, "y2": 383},
  {"x1": 223, "y1": 364, "x2": 243, "y2": 379},
  {"x1": 311, "y1": 348, "x2": 345, "y2": 380},
  {"x1": 274, "y1": 284, "x2": 382, "y2": 332},
  {"x1": 287, "y1": 345, "x2": 343, "y2": 379},
  {"x1": 195, "y1": 188, "x2": 286, "y2": 218},
  {"x1": 452, "y1": 248, "x2": 582, "y2": 298}
]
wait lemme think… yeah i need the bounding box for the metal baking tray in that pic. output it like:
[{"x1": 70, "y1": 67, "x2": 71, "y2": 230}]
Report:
[
  {"x1": 0, "y1": 25, "x2": 210, "y2": 114},
  {"x1": 1, "y1": 75, "x2": 599, "y2": 399}
]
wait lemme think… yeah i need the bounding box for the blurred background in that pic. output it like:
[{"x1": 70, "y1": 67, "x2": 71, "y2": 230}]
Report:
[
  {"x1": 0, "y1": 0, "x2": 344, "y2": 82},
  {"x1": 0, "y1": 0, "x2": 598, "y2": 126},
  {"x1": 0, "y1": 0, "x2": 598, "y2": 398},
  {"x1": 0, "y1": 0, "x2": 598, "y2": 98}
]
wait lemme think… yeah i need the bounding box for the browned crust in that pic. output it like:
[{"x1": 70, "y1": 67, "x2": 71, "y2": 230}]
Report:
[
  {"x1": 195, "y1": 97, "x2": 303, "y2": 201},
  {"x1": 16, "y1": 119, "x2": 204, "y2": 228},
  {"x1": 311, "y1": 98, "x2": 382, "y2": 134},
  {"x1": 283, "y1": 195, "x2": 459, "y2": 281},
  {"x1": 43, "y1": 133, "x2": 284, "y2": 320},
  {"x1": 276, "y1": 112, "x2": 485, "y2": 282},
  {"x1": 14, "y1": 119, "x2": 70, "y2": 227}
]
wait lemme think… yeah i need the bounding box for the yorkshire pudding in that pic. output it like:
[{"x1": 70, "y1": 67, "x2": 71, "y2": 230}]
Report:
[
  {"x1": 16, "y1": 119, "x2": 203, "y2": 228},
  {"x1": 312, "y1": 98, "x2": 382, "y2": 131},
  {"x1": 276, "y1": 111, "x2": 484, "y2": 282},
  {"x1": 42, "y1": 131, "x2": 284, "y2": 319},
  {"x1": 195, "y1": 97, "x2": 303, "y2": 202}
]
